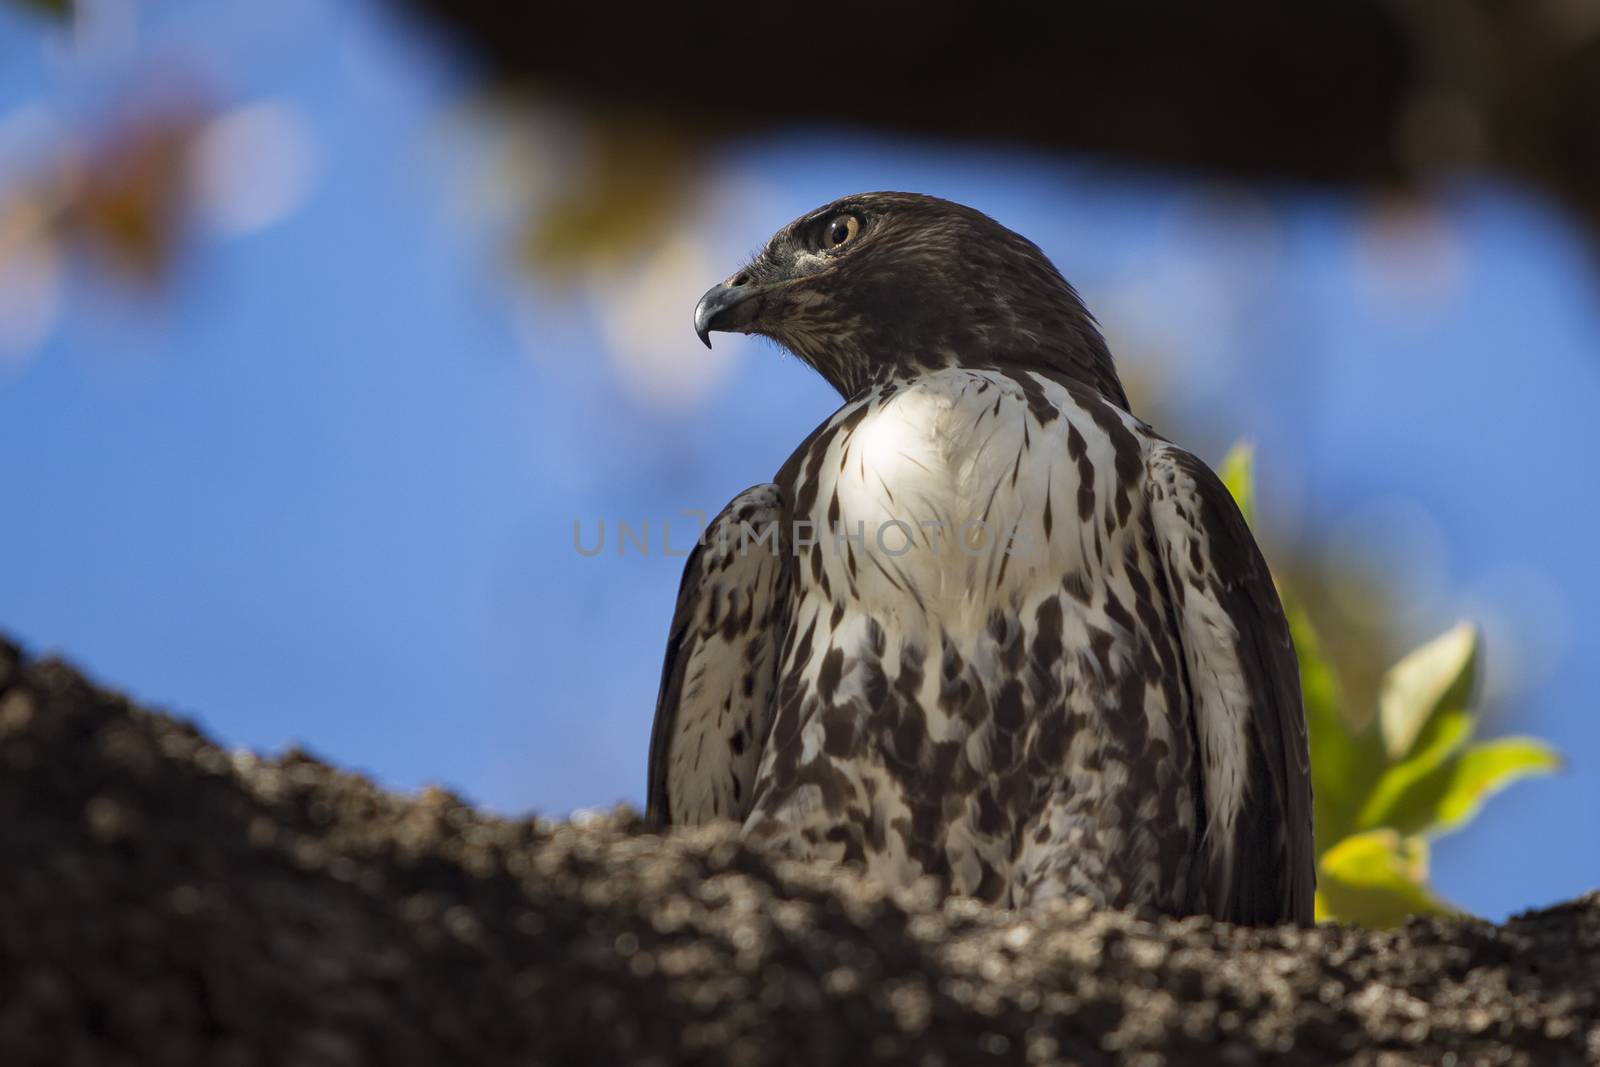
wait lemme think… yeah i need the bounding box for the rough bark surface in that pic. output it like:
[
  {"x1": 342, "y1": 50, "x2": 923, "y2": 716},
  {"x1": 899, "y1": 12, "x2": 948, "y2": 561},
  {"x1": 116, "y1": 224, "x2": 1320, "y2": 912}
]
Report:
[{"x1": 1, "y1": 636, "x2": 1595, "y2": 1066}]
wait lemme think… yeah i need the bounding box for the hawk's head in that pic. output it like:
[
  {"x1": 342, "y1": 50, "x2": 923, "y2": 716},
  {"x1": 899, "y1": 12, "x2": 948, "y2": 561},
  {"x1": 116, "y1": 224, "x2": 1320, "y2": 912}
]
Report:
[{"x1": 694, "y1": 192, "x2": 1126, "y2": 407}]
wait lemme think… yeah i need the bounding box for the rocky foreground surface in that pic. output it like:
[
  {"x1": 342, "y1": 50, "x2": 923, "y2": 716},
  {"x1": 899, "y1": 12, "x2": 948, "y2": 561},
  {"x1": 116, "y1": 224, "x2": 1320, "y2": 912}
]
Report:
[{"x1": 0, "y1": 638, "x2": 1595, "y2": 1066}]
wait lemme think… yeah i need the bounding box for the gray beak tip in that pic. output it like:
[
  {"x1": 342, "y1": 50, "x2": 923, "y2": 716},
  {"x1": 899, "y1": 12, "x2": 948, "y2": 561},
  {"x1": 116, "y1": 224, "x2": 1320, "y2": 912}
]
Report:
[{"x1": 693, "y1": 279, "x2": 761, "y2": 349}]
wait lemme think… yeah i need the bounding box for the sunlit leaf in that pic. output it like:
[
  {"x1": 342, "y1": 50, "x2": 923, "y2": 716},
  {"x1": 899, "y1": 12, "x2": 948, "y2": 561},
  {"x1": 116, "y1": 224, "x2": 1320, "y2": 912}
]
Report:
[
  {"x1": 1217, "y1": 441, "x2": 1255, "y2": 528},
  {"x1": 1354, "y1": 706, "x2": 1473, "y2": 836},
  {"x1": 1430, "y1": 737, "x2": 1562, "y2": 834},
  {"x1": 1314, "y1": 829, "x2": 1457, "y2": 928},
  {"x1": 1377, "y1": 621, "x2": 1478, "y2": 761}
]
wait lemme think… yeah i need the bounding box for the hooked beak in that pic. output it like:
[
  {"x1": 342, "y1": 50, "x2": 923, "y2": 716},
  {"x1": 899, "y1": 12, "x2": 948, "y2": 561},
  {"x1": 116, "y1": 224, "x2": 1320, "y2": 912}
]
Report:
[{"x1": 693, "y1": 279, "x2": 765, "y2": 349}]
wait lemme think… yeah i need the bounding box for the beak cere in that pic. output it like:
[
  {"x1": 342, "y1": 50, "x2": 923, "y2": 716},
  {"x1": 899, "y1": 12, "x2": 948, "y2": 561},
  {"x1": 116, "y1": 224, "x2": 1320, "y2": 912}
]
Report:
[{"x1": 693, "y1": 280, "x2": 763, "y2": 349}]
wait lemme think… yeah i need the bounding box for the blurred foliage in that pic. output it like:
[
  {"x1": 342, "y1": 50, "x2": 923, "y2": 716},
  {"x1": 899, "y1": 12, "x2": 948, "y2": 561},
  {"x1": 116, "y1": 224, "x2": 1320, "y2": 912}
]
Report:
[
  {"x1": 68, "y1": 109, "x2": 205, "y2": 283},
  {"x1": 9, "y1": 0, "x2": 71, "y2": 19},
  {"x1": 519, "y1": 119, "x2": 699, "y2": 280},
  {"x1": 1222, "y1": 444, "x2": 1562, "y2": 929},
  {"x1": 0, "y1": 102, "x2": 208, "y2": 292}
]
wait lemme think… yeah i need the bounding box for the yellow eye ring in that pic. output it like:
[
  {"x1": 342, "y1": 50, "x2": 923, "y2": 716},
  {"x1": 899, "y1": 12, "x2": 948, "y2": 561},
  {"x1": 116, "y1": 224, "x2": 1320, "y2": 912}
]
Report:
[{"x1": 822, "y1": 214, "x2": 861, "y2": 250}]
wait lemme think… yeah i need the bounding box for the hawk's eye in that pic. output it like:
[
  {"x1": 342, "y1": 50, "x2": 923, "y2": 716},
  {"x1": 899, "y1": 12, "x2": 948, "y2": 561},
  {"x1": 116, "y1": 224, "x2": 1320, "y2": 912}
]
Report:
[{"x1": 821, "y1": 214, "x2": 861, "y2": 250}]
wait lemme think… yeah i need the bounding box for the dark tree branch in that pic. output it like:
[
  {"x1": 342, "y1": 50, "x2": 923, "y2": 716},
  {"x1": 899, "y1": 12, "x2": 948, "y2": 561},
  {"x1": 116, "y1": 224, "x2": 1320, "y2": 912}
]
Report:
[
  {"x1": 1, "y1": 636, "x2": 1596, "y2": 1063},
  {"x1": 395, "y1": 0, "x2": 1600, "y2": 234}
]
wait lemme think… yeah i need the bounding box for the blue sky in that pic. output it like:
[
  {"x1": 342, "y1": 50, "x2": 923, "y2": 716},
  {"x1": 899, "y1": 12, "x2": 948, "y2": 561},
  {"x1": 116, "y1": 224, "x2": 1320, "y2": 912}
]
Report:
[{"x1": 2, "y1": 0, "x2": 1596, "y2": 921}]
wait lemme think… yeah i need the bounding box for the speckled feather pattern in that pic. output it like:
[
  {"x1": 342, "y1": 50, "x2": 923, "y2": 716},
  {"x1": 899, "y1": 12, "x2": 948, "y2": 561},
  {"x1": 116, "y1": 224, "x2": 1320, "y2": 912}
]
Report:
[{"x1": 744, "y1": 369, "x2": 1202, "y2": 911}]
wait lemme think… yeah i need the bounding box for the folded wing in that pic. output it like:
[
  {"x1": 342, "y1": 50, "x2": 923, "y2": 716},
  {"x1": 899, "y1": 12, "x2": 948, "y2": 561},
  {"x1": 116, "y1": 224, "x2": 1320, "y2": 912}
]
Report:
[
  {"x1": 647, "y1": 484, "x2": 789, "y2": 826},
  {"x1": 1145, "y1": 445, "x2": 1316, "y2": 925}
]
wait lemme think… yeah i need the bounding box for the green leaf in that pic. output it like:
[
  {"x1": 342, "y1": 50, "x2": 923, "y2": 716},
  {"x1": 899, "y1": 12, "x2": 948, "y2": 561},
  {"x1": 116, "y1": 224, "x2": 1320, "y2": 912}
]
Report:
[
  {"x1": 1217, "y1": 441, "x2": 1255, "y2": 528},
  {"x1": 1430, "y1": 737, "x2": 1562, "y2": 834},
  {"x1": 1354, "y1": 707, "x2": 1474, "y2": 836},
  {"x1": 1314, "y1": 829, "x2": 1457, "y2": 928},
  {"x1": 1377, "y1": 622, "x2": 1479, "y2": 761}
]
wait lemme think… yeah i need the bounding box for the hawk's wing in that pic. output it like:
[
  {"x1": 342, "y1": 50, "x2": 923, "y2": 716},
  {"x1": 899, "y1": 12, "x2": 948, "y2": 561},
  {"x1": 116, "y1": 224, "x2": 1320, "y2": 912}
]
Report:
[
  {"x1": 647, "y1": 484, "x2": 789, "y2": 827},
  {"x1": 1145, "y1": 445, "x2": 1316, "y2": 926}
]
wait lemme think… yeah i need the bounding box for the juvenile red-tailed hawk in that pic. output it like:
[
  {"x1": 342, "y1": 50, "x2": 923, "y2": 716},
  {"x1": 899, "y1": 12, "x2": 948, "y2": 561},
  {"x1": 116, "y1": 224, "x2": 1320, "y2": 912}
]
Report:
[{"x1": 647, "y1": 192, "x2": 1314, "y2": 925}]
